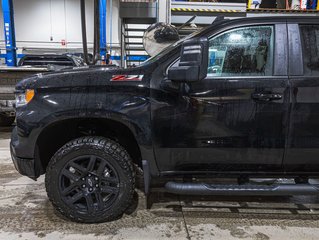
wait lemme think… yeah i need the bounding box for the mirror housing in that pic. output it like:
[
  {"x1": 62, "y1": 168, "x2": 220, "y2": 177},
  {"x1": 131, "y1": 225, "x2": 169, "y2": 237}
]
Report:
[{"x1": 168, "y1": 37, "x2": 208, "y2": 83}]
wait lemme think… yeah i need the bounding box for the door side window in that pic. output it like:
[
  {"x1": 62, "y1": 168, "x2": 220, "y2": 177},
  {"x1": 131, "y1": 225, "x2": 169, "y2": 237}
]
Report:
[
  {"x1": 208, "y1": 26, "x2": 274, "y2": 77},
  {"x1": 300, "y1": 25, "x2": 319, "y2": 76}
]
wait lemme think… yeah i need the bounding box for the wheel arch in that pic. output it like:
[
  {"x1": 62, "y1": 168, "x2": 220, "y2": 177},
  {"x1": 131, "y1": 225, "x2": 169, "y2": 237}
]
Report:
[{"x1": 35, "y1": 116, "x2": 148, "y2": 175}]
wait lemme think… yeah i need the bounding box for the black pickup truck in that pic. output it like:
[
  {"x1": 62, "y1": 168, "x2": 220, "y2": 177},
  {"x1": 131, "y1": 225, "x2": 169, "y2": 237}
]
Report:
[{"x1": 10, "y1": 17, "x2": 319, "y2": 223}]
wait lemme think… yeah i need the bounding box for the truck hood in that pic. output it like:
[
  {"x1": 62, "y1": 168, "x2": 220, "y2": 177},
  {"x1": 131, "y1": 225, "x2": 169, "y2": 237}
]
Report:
[{"x1": 15, "y1": 65, "x2": 145, "y2": 91}]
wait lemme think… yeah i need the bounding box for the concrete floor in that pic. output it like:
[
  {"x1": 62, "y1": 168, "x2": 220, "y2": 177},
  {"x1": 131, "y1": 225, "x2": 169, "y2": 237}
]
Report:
[{"x1": 1, "y1": 127, "x2": 319, "y2": 240}]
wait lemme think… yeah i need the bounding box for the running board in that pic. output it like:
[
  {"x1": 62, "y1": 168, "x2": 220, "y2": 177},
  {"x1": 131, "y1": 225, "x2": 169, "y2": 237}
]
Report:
[{"x1": 165, "y1": 182, "x2": 319, "y2": 196}]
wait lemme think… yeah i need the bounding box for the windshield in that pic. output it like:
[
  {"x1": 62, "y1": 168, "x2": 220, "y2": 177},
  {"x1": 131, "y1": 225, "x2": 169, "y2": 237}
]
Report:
[{"x1": 140, "y1": 29, "x2": 203, "y2": 66}]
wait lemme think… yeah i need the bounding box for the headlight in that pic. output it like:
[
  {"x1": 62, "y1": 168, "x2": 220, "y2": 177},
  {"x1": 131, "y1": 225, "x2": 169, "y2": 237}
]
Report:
[{"x1": 15, "y1": 89, "x2": 35, "y2": 108}]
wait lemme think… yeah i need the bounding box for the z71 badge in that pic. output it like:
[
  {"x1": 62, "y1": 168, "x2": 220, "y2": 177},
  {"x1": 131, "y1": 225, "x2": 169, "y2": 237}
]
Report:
[{"x1": 111, "y1": 75, "x2": 143, "y2": 81}]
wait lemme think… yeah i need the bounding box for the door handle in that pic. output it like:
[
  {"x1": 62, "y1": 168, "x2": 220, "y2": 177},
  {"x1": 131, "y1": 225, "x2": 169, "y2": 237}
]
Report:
[{"x1": 251, "y1": 93, "x2": 282, "y2": 102}]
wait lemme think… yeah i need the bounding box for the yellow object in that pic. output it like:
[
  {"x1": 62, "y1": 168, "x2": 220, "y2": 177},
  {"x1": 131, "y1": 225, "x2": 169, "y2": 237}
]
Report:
[
  {"x1": 247, "y1": 0, "x2": 253, "y2": 10},
  {"x1": 171, "y1": 8, "x2": 241, "y2": 13},
  {"x1": 25, "y1": 89, "x2": 35, "y2": 103},
  {"x1": 317, "y1": 0, "x2": 319, "y2": 10}
]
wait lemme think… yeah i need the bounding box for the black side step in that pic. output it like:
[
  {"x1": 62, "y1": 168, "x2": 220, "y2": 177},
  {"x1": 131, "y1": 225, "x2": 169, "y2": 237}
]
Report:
[{"x1": 165, "y1": 182, "x2": 319, "y2": 196}]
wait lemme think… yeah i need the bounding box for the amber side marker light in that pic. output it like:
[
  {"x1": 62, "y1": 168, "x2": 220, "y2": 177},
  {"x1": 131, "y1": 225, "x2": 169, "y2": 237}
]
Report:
[{"x1": 25, "y1": 89, "x2": 35, "y2": 103}]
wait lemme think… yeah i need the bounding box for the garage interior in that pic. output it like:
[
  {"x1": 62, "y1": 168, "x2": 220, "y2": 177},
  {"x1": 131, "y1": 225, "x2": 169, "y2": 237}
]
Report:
[{"x1": 1, "y1": 0, "x2": 319, "y2": 239}]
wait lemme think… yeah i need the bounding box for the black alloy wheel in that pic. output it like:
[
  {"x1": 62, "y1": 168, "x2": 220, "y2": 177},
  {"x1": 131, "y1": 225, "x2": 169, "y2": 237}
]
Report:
[{"x1": 59, "y1": 155, "x2": 120, "y2": 214}]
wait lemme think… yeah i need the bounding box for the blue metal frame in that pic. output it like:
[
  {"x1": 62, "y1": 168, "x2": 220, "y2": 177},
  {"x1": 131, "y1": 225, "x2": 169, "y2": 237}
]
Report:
[
  {"x1": 100, "y1": 0, "x2": 107, "y2": 61},
  {"x1": 2, "y1": 0, "x2": 17, "y2": 66},
  {"x1": 126, "y1": 55, "x2": 149, "y2": 61}
]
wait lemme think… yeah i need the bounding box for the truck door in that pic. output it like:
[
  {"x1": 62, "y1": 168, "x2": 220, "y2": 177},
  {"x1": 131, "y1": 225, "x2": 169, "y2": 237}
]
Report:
[
  {"x1": 151, "y1": 23, "x2": 289, "y2": 174},
  {"x1": 284, "y1": 21, "x2": 319, "y2": 172}
]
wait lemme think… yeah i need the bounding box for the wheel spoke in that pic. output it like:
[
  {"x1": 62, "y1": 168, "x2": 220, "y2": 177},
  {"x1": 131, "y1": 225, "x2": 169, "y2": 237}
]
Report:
[
  {"x1": 85, "y1": 194, "x2": 95, "y2": 213},
  {"x1": 101, "y1": 176, "x2": 119, "y2": 184},
  {"x1": 100, "y1": 186, "x2": 119, "y2": 194},
  {"x1": 68, "y1": 191, "x2": 84, "y2": 204},
  {"x1": 62, "y1": 183, "x2": 79, "y2": 196},
  {"x1": 87, "y1": 156, "x2": 97, "y2": 172},
  {"x1": 94, "y1": 192, "x2": 105, "y2": 209},
  {"x1": 62, "y1": 169, "x2": 79, "y2": 182},
  {"x1": 96, "y1": 160, "x2": 107, "y2": 176},
  {"x1": 69, "y1": 162, "x2": 87, "y2": 175}
]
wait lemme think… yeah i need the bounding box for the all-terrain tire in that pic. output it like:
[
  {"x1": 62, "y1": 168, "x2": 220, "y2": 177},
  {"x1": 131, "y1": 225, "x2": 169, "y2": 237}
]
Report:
[{"x1": 45, "y1": 136, "x2": 135, "y2": 223}]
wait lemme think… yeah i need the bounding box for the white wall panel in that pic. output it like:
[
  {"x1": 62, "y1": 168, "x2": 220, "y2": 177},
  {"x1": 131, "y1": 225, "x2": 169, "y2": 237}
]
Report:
[
  {"x1": 0, "y1": 0, "x2": 103, "y2": 53},
  {"x1": 107, "y1": 0, "x2": 121, "y2": 54},
  {"x1": 14, "y1": 0, "x2": 51, "y2": 43},
  {"x1": 50, "y1": 0, "x2": 67, "y2": 44},
  {"x1": 65, "y1": 0, "x2": 94, "y2": 44}
]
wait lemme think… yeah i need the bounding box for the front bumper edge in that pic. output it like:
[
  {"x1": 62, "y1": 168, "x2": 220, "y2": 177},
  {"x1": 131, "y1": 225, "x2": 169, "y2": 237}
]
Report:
[{"x1": 10, "y1": 127, "x2": 37, "y2": 180}]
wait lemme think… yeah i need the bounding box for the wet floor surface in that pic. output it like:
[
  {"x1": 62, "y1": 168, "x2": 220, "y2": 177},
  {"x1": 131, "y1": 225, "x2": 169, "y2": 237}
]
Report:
[{"x1": 1, "y1": 127, "x2": 319, "y2": 239}]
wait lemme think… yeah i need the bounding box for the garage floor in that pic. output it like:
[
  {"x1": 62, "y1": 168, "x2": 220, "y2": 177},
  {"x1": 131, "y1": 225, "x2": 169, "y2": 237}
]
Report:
[{"x1": 1, "y1": 127, "x2": 319, "y2": 240}]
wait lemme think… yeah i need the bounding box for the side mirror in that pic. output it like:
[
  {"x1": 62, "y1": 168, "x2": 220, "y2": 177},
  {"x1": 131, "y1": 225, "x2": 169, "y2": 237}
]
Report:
[{"x1": 168, "y1": 37, "x2": 208, "y2": 83}]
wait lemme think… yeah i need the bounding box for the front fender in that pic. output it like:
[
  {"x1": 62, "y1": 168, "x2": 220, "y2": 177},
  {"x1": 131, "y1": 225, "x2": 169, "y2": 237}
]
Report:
[{"x1": 16, "y1": 107, "x2": 151, "y2": 155}]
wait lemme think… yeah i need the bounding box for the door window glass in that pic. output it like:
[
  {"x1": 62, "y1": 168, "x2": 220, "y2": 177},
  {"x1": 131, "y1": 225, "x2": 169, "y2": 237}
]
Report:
[
  {"x1": 208, "y1": 26, "x2": 274, "y2": 77},
  {"x1": 300, "y1": 25, "x2": 319, "y2": 76}
]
